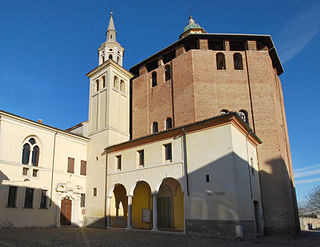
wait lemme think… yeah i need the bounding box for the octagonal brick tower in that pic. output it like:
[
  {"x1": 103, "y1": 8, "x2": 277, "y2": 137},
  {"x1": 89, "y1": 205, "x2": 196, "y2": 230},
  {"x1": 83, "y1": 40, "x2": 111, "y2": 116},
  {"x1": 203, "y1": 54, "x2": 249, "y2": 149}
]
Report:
[{"x1": 129, "y1": 17, "x2": 299, "y2": 234}]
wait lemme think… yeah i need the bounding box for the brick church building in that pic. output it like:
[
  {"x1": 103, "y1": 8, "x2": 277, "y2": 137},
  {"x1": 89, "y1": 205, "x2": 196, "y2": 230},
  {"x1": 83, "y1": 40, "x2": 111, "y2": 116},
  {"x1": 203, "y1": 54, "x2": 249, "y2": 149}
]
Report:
[{"x1": 0, "y1": 13, "x2": 299, "y2": 239}]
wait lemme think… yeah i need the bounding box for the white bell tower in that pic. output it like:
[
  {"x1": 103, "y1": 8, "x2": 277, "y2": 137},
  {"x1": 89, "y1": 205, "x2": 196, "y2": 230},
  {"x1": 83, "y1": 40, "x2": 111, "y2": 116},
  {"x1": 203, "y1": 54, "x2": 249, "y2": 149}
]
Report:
[
  {"x1": 84, "y1": 12, "x2": 133, "y2": 227},
  {"x1": 98, "y1": 12, "x2": 124, "y2": 66}
]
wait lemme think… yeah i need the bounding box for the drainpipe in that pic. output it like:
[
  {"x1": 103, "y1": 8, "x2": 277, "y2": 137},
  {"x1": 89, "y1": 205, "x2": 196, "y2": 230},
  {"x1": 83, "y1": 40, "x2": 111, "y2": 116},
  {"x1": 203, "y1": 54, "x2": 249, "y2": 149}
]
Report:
[
  {"x1": 50, "y1": 131, "x2": 58, "y2": 206},
  {"x1": 245, "y1": 130, "x2": 253, "y2": 199},
  {"x1": 104, "y1": 150, "x2": 108, "y2": 229},
  {"x1": 50, "y1": 131, "x2": 58, "y2": 227},
  {"x1": 170, "y1": 61, "x2": 175, "y2": 127},
  {"x1": 181, "y1": 128, "x2": 190, "y2": 196}
]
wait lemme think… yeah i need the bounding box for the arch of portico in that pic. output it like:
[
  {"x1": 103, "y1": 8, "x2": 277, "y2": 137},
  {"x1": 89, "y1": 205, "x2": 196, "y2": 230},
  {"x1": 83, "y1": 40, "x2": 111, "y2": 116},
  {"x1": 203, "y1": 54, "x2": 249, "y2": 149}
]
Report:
[{"x1": 107, "y1": 177, "x2": 184, "y2": 231}]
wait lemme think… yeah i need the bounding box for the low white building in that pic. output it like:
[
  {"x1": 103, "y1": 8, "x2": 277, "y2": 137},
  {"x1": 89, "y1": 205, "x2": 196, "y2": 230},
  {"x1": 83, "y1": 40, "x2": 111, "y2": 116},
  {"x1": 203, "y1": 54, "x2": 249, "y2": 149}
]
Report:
[
  {"x1": 102, "y1": 113, "x2": 263, "y2": 239},
  {"x1": 0, "y1": 110, "x2": 89, "y2": 228}
]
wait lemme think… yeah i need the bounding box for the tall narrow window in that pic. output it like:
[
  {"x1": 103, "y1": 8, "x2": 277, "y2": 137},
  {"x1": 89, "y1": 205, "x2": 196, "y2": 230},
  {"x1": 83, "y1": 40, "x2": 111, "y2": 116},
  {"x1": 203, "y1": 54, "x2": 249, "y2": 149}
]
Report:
[
  {"x1": 22, "y1": 143, "x2": 30, "y2": 164},
  {"x1": 40, "y1": 190, "x2": 48, "y2": 209},
  {"x1": 152, "y1": 72, "x2": 157, "y2": 87},
  {"x1": 165, "y1": 65, "x2": 171, "y2": 81},
  {"x1": 216, "y1": 53, "x2": 226, "y2": 70},
  {"x1": 7, "y1": 186, "x2": 17, "y2": 208},
  {"x1": 238, "y1": 110, "x2": 248, "y2": 125},
  {"x1": 164, "y1": 143, "x2": 172, "y2": 161},
  {"x1": 109, "y1": 54, "x2": 113, "y2": 60},
  {"x1": 67, "y1": 157, "x2": 75, "y2": 174},
  {"x1": 116, "y1": 155, "x2": 121, "y2": 170},
  {"x1": 95, "y1": 80, "x2": 99, "y2": 92},
  {"x1": 138, "y1": 150, "x2": 144, "y2": 167},
  {"x1": 114, "y1": 76, "x2": 119, "y2": 89},
  {"x1": 24, "y1": 188, "x2": 34, "y2": 208},
  {"x1": 117, "y1": 56, "x2": 120, "y2": 63},
  {"x1": 22, "y1": 138, "x2": 40, "y2": 166},
  {"x1": 31, "y1": 145, "x2": 39, "y2": 166},
  {"x1": 120, "y1": 80, "x2": 125, "y2": 93},
  {"x1": 80, "y1": 194, "x2": 85, "y2": 207},
  {"x1": 80, "y1": 160, "x2": 87, "y2": 176},
  {"x1": 233, "y1": 53, "x2": 243, "y2": 70},
  {"x1": 152, "y1": 122, "x2": 158, "y2": 133},
  {"x1": 102, "y1": 56, "x2": 105, "y2": 63},
  {"x1": 166, "y1": 118, "x2": 172, "y2": 129},
  {"x1": 102, "y1": 76, "x2": 105, "y2": 88},
  {"x1": 93, "y1": 188, "x2": 97, "y2": 196}
]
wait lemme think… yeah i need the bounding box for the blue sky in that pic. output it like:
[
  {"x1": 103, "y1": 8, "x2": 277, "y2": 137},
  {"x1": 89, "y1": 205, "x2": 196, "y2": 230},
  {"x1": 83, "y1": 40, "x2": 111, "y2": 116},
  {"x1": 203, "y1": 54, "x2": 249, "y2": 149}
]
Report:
[{"x1": 0, "y1": 0, "x2": 319, "y2": 203}]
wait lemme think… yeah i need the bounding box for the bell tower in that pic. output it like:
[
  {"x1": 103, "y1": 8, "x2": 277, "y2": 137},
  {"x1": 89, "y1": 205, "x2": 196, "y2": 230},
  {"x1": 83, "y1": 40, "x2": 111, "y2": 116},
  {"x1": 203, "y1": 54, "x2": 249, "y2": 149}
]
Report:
[
  {"x1": 98, "y1": 12, "x2": 124, "y2": 66},
  {"x1": 84, "y1": 12, "x2": 133, "y2": 227}
]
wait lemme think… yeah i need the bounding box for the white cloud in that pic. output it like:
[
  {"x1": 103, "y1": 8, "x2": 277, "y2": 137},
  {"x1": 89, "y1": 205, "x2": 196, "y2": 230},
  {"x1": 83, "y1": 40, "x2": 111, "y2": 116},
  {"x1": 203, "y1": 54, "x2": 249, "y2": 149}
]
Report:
[
  {"x1": 295, "y1": 164, "x2": 320, "y2": 172},
  {"x1": 295, "y1": 168, "x2": 320, "y2": 178},
  {"x1": 277, "y1": 3, "x2": 320, "y2": 63},
  {"x1": 296, "y1": 178, "x2": 320, "y2": 185}
]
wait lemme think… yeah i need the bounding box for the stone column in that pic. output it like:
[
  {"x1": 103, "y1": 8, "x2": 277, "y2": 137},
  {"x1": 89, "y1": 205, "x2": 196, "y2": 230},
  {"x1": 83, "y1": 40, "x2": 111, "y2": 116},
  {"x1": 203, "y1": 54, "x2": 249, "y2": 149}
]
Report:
[
  {"x1": 127, "y1": 195, "x2": 132, "y2": 229},
  {"x1": 152, "y1": 193, "x2": 158, "y2": 231},
  {"x1": 106, "y1": 196, "x2": 112, "y2": 228}
]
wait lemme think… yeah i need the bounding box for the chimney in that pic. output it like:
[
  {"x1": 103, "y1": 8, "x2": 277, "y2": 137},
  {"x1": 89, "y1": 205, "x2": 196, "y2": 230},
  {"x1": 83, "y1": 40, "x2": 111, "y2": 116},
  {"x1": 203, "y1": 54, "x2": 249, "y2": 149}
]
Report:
[{"x1": 38, "y1": 119, "x2": 43, "y2": 124}]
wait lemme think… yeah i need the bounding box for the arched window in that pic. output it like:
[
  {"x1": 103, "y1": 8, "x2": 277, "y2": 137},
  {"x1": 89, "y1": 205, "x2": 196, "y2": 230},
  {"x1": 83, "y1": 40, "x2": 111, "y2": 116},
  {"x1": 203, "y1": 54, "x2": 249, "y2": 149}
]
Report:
[
  {"x1": 220, "y1": 109, "x2": 229, "y2": 115},
  {"x1": 102, "y1": 56, "x2": 105, "y2": 63},
  {"x1": 152, "y1": 72, "x2": 157, "y2": 87},
  {"x1": 238, "y1": 110, "x2": 248, "y2": 125},
  {"x1": 152, "y1": 122, "x2": 158, "y2": 133},
  {"x1": 120, "y1": 80, "x2": 125, "y2": 93},
  {"x1": 166, "y1": 118, "x2": 172, "y2": 129},
  {"x1": 32, "y1": 146, "x2": 39, "y2": 166},
  {"x1": 109, "y1": 54, "x2": 113, "y2": 60},
  {"x1": 114, "y1": 76, "x2": 119, "y2": 89},
  {"x1": 117, "y1": 56, "x2": 120, "y2": 63},
  {"x1": 95, "y1": 80, "x2": 99, "y2": 92},
  {"x1": 233, "y1": 53, "x2": 243, "y2": 70},
  {"x1": 165, "y1": 65, "x2": 171, "y2": 81},
  {"x1": 216, "y1": 53, "x2": 226, "y2": 70},
  {"x1": 22, "y1": 138, "x2": 40, "y2": 166},
  {"x1": 22, "y1": 143, "x2": 30, "y2": 164}
]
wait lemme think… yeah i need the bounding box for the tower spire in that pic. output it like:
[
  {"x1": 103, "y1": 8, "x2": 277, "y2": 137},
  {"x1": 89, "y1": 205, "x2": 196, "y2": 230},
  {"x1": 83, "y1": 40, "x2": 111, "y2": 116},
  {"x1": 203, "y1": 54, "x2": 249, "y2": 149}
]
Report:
[{"x1": 106, "y1": 12, "x2": 116, "y2": 42}]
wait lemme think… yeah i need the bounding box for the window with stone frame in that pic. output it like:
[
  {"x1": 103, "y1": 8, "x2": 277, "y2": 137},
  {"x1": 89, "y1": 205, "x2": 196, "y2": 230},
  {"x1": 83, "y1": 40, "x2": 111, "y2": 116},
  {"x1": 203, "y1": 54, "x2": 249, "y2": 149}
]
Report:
[
  {"x1": 80, "y1": 160, "x2": 87, "y2": 176},
  {"x1": 164, "y1": 143, "x2": 172, "y2": 161},
  {"x1": 7, "y1": 186, "x2": 17, "y2": 208},
  {"x1": 67, "y1": 157, "x2": 75, "y2": 173},
  {"x1": 21, "y1": 137, "x2": 40, "y2": 166},
  {"x1": 24, "y1": 188, "x2": 34, "y2": 208},
  {"x1": 40, "y1": 190, "x2": 48, "y2": 209}
]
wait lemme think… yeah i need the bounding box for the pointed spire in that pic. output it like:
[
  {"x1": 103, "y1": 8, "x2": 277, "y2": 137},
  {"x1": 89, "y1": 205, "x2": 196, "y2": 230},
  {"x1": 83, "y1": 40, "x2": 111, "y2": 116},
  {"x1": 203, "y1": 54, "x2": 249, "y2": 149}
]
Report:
[
  {"x1": 106, "y1": 12, "x2": 116, "y2": 42},
  {"x1": 107, "y1": 12, "x2": 115, "y2": 31}
]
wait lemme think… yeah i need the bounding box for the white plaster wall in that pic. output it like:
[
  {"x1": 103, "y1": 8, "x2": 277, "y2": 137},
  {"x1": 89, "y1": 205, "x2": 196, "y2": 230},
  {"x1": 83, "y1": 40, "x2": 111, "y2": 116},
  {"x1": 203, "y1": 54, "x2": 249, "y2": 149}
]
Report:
[
  {"x1": 185, "y1": 125, "x2": 240, "y2": 221},
  {"x1": 107, "y1": 137, "x2": 184, "y2": 196},
  {"x1": 0, "y1": 113, "x2": 88, "y2": 228}
]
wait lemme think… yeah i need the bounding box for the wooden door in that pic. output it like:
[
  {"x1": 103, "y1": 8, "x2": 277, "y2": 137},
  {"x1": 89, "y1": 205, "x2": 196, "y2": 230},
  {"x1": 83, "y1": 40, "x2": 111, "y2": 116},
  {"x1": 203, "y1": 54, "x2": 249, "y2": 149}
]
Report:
[
  {"x1": 157, "y1": 197, "x2": 172, "y2": 228},
  {"x1": 60, "y1": 198, "x2": 72, "y2": 225}
]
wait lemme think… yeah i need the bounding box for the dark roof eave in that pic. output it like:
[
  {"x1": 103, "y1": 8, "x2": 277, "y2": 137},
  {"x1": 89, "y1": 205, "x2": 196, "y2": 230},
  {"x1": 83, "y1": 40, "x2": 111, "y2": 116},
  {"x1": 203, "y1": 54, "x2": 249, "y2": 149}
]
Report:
[
  {"x1": 129, "y1": 33, "x2": 284, "y2": 75},
  {"x1": 105, "y1": 112, "x2": 262, "y2": 153}
]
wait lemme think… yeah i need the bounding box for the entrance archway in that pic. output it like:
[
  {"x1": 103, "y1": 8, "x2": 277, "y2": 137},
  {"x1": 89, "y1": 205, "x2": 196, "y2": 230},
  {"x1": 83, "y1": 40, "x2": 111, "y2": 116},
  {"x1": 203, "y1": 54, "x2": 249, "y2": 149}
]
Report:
[
  {"x1": 132, "y1": 181, "x2": 152, "y2": 229},
  {"x1": 60, "y1": 198, "x2": 72, "y2": 225},
  {"x1": 110, "y1": 184, "x2": 128, "y2": 228},
  {"x1": 157, "y1": 178, "x2": 184, "y2": 231}
]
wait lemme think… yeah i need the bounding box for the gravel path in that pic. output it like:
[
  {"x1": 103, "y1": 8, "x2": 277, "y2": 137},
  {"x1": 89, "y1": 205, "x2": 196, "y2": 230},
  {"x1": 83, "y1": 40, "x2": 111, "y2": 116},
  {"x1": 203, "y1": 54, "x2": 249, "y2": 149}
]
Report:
[{"x1": 0, "y1": 228, "x2": 319, "y2": 247}]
